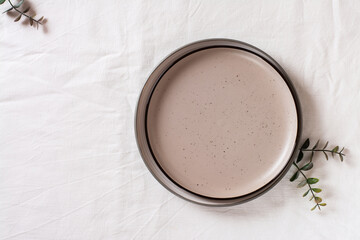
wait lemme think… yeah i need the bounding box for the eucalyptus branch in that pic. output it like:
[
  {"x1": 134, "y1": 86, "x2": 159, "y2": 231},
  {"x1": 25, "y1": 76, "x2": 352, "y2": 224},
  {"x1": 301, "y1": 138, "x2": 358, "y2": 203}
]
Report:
[
  {"x1": 298, "y1": 139, "x2": 345, "y2": 162},
  {"x1": 290, "y1": 138, "x2": 346, "y2": 211},
  {"x1": 1, "y1": 0, "x2": 45, "y2": 28},
  {"x1": 291, "y1": 162, "x2": 324, "y2": 211}
]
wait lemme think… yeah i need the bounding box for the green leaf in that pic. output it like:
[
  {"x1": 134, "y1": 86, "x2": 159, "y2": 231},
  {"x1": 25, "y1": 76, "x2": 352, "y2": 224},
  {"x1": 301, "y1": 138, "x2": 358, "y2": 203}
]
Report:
[
  {"x1": 301, "y1": 138, "x2": 310, "y2": 150},
  {"x1": 23, "y1": 6, "x2": 30, "y2": 13},
  {"x1": 312, "y1": 139, "x2": 320, "y2": 150},
  {"x1": 13, "y1": 0, "x2": 24, "y2": 8},
  {"x1": 296, "y1": 151, "x2": 304, "y2": 163},
  {"x1": 323, "y1": 141, "x2": 329, "y2": 150},
  {"x1": 303, "y1": 189, "x2": 310, "y2": 197},
  {"x1": 307, "y1": 178, "x2": 319, "y2": 184},
  {"x1": 290, "y1": 171, "x2": 299, "y2": 182},
  {"x1": 309, "y1": 196, "x2": 314, "y2": 201},
  {"x1": 301, "y1": 162, "x2": 313, "y2": 171},
  {"x1": 315, "y1": 197, "x2": 322, "y2": 203},
  {"x1": 311, "y1": 205, "x2": 317, "y2": 211},
  {"x1": 340, "y1": 147, "x2": 344, "y2": 153},
  {"x1": 340, "y1": 154, "x2": 344, "y2": 162},
  {"x1": 0, "y1": 0, "x2": 6, "y2": 5},
  {"x1": 3, "y1": 7, "x2": 13, "y2": 13},
  {"x1": 319, "y1": 203, "x2": 327, "y2": 206},
  {"x1": 312, "y1": 188, "x2": 322, "y2": 193},
  {"x1": 331, "y1": 146, "x2": 339, "y2": 158},
  {"x1": 297, "y1": 180, "x2": 307, "y2": 188},
  {"x1": 310, "y1": 151, "x2": 314, "y2": 162},
  {"x1": 14, "y1": 14, "x2": 21, "y2": 22},
  {"x1": 323, "y1": 151, "x2": 328, "y2": 160}
]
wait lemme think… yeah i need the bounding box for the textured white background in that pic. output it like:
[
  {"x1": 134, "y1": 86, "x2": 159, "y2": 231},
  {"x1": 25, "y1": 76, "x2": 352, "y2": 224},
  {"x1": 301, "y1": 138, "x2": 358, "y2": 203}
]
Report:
[{"x1": 1, "y1": 0, "x2": 359, "y2": 239}]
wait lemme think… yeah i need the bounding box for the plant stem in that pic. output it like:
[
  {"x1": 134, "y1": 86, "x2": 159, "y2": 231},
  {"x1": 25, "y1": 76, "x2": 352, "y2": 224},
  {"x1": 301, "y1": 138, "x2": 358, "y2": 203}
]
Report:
[
  {"x1": 7, "y1": 0, "x2": 42, "y2": 25},
  {"x1": 302, "y1": 149, "x2": 345, "y2": 156},
  {"x1": 292, "y1": 162, "x2": 321, "y2": 210}
]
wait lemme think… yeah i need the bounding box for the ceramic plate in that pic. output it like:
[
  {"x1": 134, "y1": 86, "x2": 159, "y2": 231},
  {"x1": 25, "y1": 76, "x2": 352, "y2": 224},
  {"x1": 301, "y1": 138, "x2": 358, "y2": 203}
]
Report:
[{"x1": 135, "y1": 39, "x2": 301, "y2": 206}]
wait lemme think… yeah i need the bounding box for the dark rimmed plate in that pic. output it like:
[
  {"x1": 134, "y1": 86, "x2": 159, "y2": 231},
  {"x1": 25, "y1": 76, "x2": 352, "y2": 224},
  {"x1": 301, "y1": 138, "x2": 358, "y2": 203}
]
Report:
[{"x1": 135, "y1": 39, "x2": 302, "y2": 206}]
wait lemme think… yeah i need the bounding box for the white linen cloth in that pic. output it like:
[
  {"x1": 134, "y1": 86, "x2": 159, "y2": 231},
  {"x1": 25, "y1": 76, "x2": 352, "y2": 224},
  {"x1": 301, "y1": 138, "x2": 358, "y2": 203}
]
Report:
[{"x1": 1, "y1": 0, "x2": 359, "y2": 239}]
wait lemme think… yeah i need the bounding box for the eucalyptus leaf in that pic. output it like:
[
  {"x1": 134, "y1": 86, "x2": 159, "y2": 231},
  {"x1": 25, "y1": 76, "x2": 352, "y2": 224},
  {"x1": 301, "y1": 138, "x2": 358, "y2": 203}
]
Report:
[
  {"x1": 340, "y1": 154, "x2": 344, "y2": 162},
  {"x1": 14, "y1": 14, "x2": 21, "y2": 22},
  {"x1": 301, "y1": 138, "x2": 310, "y2": 150},
  {"x1": 310, "y1": 151, "x2": 314, "y2": 162},
  {"x1": 23, "y1": 6, "x2": 30, "y2": 13},
  {"x1": 323, "y1": 151, "x2": 328, "y2": 160},
  {"x1": 311, "y1": 205, "x2": 317, "y2": 211},
  {"x1": 312, "y1": 188, "x2": 322, "y2": 193},
  {"x1": 340, "y1": 147, "x2": 344, "y2": 153},
  {"x1": 315, "y1": 197, "x2": 322, "y2": 203},
  {"x1": 323, "y1": 141, "x2": 329, "y2": 150},
  {"x1": 312, "y1": 139, "x2": 320, "y2": 150},
  {"x1": 319, "y1": 203, "x2": 327, "y2": 206},
  {"x1": 0, "y1": 0, "x2": 6, "y2": 5},
  {"x1": 309, "y1": 196, "x2": 314, "y2": 201},
  {"x1": 296, "y1": 151, "x2": 304, "y2": 163},
  {"x1": 3, "y1": 7, "x2": 13, "y2": 13},
  {"x1": 290, "y1": 171, "x2": 299, "y2": 182},
  {"x1": 301, "y1": 162, "x2": 313, "y2": 171},
  {"x1": 333, "y1": 146, "x2": 339, "y2": 153},
  {"x1": 297, "y1": 180, "x2": 307, "y2": 188},
  {"x1": 303, "y1": 189, "x2": 310, "y2": 197},
  {"x1": 13, "y1": 0, "x2": 24, "y2": 8},
  {"x1": 29, "y1": 17, "x2": 33, "y2": 26},
  {"x1": 38, "y1": 16, "x2": 44, "y2": 22},
  {"x1": 307, "y1": 178, "x2": 319, "y2": 184}
]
